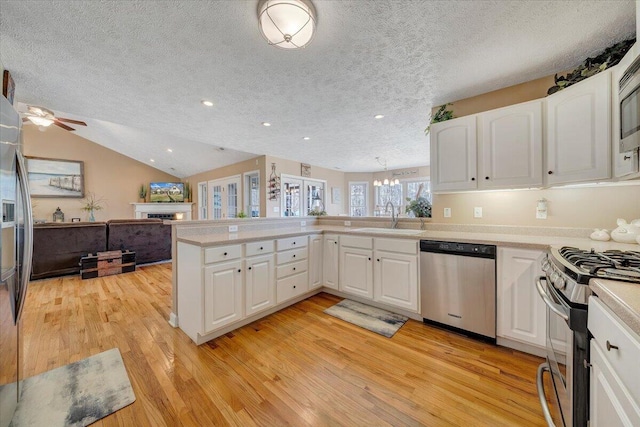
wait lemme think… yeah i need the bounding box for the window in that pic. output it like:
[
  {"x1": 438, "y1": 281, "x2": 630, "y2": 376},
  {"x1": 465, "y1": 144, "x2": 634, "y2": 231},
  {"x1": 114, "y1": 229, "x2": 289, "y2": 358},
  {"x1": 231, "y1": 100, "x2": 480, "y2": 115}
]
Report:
[
  {"x1": 244, "y1": 171, "x2": 260, "y2": 217},
  {"x1": 280, "y1": 174, "x2": 326, "y2": 217},
  {"x1": 197, "y1": 182, "x2": 208, "y2": 219},
  {"x1": 374, "y1": 178, "x2": 430, "y2": 217},
  {"x1": 349, "y1": 182, "x2": 368, "y2": 216}
]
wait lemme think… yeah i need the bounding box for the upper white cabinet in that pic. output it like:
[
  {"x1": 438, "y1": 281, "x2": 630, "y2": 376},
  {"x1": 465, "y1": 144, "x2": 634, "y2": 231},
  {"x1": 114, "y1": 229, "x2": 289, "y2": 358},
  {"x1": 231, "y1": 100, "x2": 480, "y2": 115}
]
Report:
[
  {"x1": 545, "y1": 70, "x2": 611, "y2": 185},
  {"x1": 479, "y1": 101, "x2": 543, "y2": 189},
  {"x1": 431, "y1": 101, "x2": 543, "y2": 192},
  {"x1": 430, "y1": 116, "x2": 477, "y2": 191}
]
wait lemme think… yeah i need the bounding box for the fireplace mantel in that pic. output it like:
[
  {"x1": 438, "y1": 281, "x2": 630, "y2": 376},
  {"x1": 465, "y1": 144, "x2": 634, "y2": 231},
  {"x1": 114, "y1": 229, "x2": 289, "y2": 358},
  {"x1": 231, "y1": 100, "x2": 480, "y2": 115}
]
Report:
[{"x1": 131, "y1": 203, "x2": 193, "y2": 220}]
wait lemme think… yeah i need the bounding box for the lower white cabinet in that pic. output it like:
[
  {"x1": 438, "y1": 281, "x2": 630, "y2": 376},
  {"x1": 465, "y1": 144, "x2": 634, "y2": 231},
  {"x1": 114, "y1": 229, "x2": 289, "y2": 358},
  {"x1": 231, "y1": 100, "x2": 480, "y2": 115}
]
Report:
[
  {"x1": 245, "y1": 254, "x2": 275, "y2": 316},
  {"x1": 323, "y1": 234, "x2": 339, "y2": 289},
  {"x1": 309, "y1": 234, "x2": 323, "y2": 290},
  {"x1": 340, "y1": 246, "x2": 374, "y2": 299},
  {"x1": 203, "y1": 260, "x2": 244, "y2": 334},
  {"x1": 497, "y1": 247, "x2": 546, "y2": 347},
  {"x1": 374, "y1": 251, "x2": 418, "y2": 312},
  {"x1": 276, "y1": 237, "x2": 309, "y2": 303},
  {"x1": 588, "y1": 296, "x2": 640, "y2": 426}
]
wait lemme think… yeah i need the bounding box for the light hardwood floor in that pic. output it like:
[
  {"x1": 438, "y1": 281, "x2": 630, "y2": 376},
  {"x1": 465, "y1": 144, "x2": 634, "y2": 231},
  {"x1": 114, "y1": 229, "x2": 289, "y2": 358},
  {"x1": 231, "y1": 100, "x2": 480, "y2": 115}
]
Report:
[{"x1": 21, "y1": 264, "x2": 547, "y2": 426}]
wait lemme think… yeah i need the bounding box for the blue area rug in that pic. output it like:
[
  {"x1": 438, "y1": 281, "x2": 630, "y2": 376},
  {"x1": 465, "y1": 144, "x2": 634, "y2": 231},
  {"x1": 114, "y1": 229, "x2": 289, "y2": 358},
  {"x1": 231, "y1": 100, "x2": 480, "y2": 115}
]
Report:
[
  {"x1": 10, "y1": 348, "x2": 135, "y2": 427},
  {"x1": 324, "y1": 299, "x2": 408, "y2": 338}
]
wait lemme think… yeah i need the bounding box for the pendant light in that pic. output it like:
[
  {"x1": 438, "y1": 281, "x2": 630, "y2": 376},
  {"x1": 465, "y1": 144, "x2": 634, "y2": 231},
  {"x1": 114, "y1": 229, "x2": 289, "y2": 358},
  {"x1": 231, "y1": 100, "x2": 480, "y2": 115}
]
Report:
[
  {"x1": 258, "y1": 0, "x2": 317, "y2": 49},
  {"x1": 373, "y1": 157, "x2": 400, "y2": 187}
]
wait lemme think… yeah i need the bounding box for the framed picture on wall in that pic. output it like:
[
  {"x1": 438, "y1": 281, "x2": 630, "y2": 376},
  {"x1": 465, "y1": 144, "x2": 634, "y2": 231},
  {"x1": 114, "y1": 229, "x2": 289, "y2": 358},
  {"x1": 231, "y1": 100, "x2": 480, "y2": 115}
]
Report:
[
  {"x1": 26, "y1": 157, "x2": 85, "y2": 198},
  {"x1": 2, "y1": 70, "x2": 15, "y2": 105},
  {"x1": 331, "y1": 187, "x2": 341, "y2": 204}
]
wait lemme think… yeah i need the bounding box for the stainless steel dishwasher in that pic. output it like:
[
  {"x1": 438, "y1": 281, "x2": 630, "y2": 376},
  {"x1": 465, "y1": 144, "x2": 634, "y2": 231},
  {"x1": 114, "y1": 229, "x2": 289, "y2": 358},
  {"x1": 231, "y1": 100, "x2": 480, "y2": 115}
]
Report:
[{"x1": 420, "y1": 240, "x2": 496, "y2": 342}]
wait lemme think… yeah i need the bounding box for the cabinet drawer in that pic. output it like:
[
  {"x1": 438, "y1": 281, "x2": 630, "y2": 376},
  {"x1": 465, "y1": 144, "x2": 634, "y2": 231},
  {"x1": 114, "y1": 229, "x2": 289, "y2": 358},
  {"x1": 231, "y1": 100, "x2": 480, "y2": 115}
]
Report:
[
  {"x1": 276, "y1": 247, "x2": 308, "y2": 265},
  {"x1": 277, "y1": 236, "x2": 308, "y2": 251},
  {"x1": 276, "y1": 259, "x2": 308, "y2": 279},
  {"x1": 204, "y1": 244, "x2": 242, "y2": 264},
  {"x1": 276, "y1": 272, "x2": 308, "y2": 304},
  {"x1": 340, "y1": 235, "x2": 373, "y2": 249},
  {"x1": 375, "y1": 238, "x2": 418, "y2": 254},
  {"x1": 588, "y1": 296, "x2": 640, "y2": 400},
  {"x1": 246, "y1": 240, "x2": 274, "y2": 257}
]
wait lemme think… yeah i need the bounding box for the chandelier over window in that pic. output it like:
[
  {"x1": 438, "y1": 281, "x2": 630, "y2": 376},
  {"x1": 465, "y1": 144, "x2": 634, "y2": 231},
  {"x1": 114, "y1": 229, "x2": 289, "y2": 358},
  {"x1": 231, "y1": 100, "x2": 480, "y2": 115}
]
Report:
[
  {"x1": 258, "y1": 0, "x2": 317, "y2": 50},
  {"x1": 373, "y1": 157, "x2": 399, "y2": 187}
]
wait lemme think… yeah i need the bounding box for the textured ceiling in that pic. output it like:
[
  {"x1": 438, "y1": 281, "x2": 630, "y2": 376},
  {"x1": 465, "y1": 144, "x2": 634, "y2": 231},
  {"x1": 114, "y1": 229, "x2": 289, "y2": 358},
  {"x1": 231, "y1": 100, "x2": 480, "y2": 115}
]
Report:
[{"x1": 0, "y1": 0, "x2": 636, "y2": 177}]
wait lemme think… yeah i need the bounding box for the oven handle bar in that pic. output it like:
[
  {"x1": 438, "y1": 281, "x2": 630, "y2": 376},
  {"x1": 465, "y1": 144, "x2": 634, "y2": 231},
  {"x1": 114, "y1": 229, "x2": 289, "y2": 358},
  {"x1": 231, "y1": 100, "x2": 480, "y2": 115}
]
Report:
[
  {"x1": 536, "y1": 362, "x2": 557, "y2": 427},
  {"x1": 536, "y1": 276, "x2": 569, "y2": 321}
]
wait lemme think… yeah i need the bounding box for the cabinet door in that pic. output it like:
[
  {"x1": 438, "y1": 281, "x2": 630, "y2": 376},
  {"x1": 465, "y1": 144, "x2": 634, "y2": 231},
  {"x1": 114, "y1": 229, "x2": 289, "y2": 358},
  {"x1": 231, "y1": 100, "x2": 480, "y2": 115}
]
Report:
[
  {"x1": 323, "y1": 235, "x2": 339, "y2": 290},
  {"x1": 546, "y1": 70, "x2": 611, "y2": 185},
  {"x1": 203, "y1": 260, "x2": 243, "y2": 333},
  {"x1": 245, "y1": 254, "x2": 275, "y2": 317},
  {"x1": 590, "y1": 342, "x2": 640, "y2": 427},
  {"x1": 479, "y1": 101, "x2": 543, "y2": 189},
  {"x1": 309, "y1": 235, "x2": 323, "y2": 290},
  {"x1": 339, "y1": 247, "x2": 373, "y2": 299},
  {"x1": 497, "y1": 247, "x2": 546, "y2": 347},
  {"x1": 374, "y1": 251, "x2": 418, "y2": 312},
  {"x1": 430, "y1": 116, "x2": 477, "y2": 192}
]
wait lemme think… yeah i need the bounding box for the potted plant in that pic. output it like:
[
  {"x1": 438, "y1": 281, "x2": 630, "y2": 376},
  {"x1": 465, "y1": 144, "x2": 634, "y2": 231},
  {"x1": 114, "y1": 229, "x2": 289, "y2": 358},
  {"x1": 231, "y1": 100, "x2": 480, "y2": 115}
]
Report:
[
  {"x1": 425, "y1": 103, "x2": 454, "y2": 135},
  {"x1": 405, "y1": 184, "x2": 431, "y2": 229},
  {"x1": 237, "y1": 211, "x2": 248, "y2": 218},
  {"x1": 81, "y1": 192, "x2": 105, "y2": 222},
  {"x1": 138, "y1": 184, "x2": 147, "y2": 203}
]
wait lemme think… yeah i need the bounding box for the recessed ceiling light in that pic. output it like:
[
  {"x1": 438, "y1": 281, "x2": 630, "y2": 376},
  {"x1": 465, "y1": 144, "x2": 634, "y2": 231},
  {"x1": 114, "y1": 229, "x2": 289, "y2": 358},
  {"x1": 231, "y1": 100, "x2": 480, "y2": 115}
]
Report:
[
  {"x1": 201, "y1": 100, "x2": 214, "y2": 107},
  {"x1": 303, "y1": 137, "x2": 310, "y2": 140},
  {"x1": 374, "y1": 114, "x2": 384, "y2": 119},
  {"x1": 262, "y1": 122, "x2": 271, "y2": 127},
  {"x1": 150, "y1": 159, "x2": 155, "y2": 163},
  {"x1": 167, "y1": 148, "x2": 173, "y2": 153}
]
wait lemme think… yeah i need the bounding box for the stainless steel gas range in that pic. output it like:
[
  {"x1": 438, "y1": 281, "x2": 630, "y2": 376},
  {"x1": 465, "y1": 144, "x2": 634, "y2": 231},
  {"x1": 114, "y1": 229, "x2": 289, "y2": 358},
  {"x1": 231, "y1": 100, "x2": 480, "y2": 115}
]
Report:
[{"x1": 536, "y1": 247, "x2": 640, "y2": 427}]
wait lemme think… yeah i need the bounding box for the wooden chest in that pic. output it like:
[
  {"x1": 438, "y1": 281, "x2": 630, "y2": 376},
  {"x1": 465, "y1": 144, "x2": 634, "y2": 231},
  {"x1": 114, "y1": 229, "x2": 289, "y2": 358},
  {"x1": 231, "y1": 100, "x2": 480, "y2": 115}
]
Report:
[{"x1": 80, "y1": 250, "x2": 136, "y2": 279}]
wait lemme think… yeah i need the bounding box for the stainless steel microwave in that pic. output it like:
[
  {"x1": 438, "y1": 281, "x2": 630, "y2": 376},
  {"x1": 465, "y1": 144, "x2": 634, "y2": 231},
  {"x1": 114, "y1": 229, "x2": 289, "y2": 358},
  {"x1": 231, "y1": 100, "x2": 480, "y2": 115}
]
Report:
[{"x1": 620, "y1": 54, "x2": 640, "y2": 152}]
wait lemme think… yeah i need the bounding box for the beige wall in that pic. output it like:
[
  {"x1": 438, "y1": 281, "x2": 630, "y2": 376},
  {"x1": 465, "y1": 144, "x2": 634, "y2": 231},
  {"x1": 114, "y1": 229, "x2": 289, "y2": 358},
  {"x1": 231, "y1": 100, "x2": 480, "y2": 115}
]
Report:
[
  {"x1": 24, "y1": 125, "x2": 178, "y2": 221},
  {"x1": 186, "y1": 156, "x2": 266, "y2": 219}
]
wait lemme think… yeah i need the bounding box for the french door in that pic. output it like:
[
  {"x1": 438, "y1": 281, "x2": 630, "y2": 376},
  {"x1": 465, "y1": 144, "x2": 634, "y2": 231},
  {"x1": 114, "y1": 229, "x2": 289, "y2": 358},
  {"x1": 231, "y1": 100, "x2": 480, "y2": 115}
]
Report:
[{"x1": 208, "y1": 175, "x2": 241, "y2": 219}]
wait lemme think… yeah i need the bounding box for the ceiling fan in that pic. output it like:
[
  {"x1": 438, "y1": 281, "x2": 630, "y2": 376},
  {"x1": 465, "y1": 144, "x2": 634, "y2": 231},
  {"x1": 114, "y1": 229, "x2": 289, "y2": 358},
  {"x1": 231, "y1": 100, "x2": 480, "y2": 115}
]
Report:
[{"x1": 22, "y1": 105, "x2": 87, "y2": 132}]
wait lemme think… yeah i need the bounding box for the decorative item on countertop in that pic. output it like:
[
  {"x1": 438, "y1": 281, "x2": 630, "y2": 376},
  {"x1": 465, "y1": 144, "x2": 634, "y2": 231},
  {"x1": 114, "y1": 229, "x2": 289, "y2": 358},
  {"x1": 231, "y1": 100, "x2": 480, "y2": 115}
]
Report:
[
  {"x1": 425, "y1": 103, "x2": 454, "y2": 135},
  {"x1": 610, "y1": 218, "x2": 640, "y2": 244},
  {"x1": 405, "y1": 184, "x2": 431, "y2": 230},
  {"x1": 237, "y1": 211, "x2": 248, "y2": 218},
  {"x1": 547, "y1": 38, "x2": 635, "y2": 95},
  {"x1": 138, "y1": 184, "x2": 147, "y2": 203},
  {"x1": 268, "y1": 162, "x2": 281, "y2": 201},
  {"x1": 308, "y1": 207, "x2": 327, "y2": 216},
  {"x1": 590, "y1": 229, "x2": 610, "y2": 242},
  {"x1": 52, "y1": 207, "x2": 64, "y2": 223},
  {"x1": 81, "y1": 192, "x2": 105, "y2": 222}
]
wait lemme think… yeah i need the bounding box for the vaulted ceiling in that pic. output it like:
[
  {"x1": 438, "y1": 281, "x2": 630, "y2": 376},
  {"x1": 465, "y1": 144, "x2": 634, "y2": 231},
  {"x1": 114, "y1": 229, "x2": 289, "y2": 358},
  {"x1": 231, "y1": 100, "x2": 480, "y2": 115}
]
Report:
[{"x1": 0, "y1": 0, "x2": 635, "y2": 177}]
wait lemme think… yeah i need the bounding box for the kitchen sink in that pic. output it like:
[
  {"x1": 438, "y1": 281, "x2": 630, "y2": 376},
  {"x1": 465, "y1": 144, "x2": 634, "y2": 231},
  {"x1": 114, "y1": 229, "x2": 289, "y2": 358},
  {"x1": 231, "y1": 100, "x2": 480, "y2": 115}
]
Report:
[{"x1": 352, "y1": 228, "x2": 423, "y2": 235}]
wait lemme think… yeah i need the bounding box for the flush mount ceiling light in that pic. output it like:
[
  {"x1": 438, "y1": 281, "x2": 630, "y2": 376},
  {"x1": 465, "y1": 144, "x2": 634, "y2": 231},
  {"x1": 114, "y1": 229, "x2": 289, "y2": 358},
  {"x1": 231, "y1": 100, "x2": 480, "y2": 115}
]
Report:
[
  {"x1": 167, "y1": 148, "x2": 173, "y2": 153},
  {"x1": 303, "y1": 136, "x2": 310, "y2": 140},
  {"x1": 374, "y1": 114, "x2": 384, "y2": 119},
  {"x1": 262, "y1": 122, "x2": 272, "y2": 126},
  {"x1": 258, "y1": 0, "x2": 317, "y2": 50},
  {"x1": 201, "y1": 100, "x2": 214, "y2": 107},
  {"x1": 373, "y1": 157, "x2": 399, "y2": 187}
]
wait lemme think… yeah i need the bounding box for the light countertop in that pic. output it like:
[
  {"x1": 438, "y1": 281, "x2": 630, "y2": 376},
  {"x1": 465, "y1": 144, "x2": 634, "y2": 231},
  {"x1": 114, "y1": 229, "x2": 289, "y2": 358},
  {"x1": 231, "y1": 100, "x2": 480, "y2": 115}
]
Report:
[{"x1": 590, "y1": 279, "x2": 640, "y2": 336}]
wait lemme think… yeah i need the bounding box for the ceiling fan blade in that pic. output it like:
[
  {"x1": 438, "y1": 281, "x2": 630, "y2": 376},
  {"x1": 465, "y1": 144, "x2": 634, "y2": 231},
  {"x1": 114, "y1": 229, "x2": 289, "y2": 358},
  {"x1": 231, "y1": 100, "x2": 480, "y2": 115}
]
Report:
[
  {"x1": 53, "y1": 121, "x2": 75, "y2": 132},
  {"x1": 56, "y1": 117, "x2": 87, "y2": 126}
]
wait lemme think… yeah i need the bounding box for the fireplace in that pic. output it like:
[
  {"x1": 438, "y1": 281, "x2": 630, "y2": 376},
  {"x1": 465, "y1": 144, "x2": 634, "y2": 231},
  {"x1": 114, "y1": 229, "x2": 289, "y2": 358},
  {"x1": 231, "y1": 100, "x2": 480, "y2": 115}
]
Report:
[{"x1": 131, "y1": 203, "x2": 193, "y2": 220}]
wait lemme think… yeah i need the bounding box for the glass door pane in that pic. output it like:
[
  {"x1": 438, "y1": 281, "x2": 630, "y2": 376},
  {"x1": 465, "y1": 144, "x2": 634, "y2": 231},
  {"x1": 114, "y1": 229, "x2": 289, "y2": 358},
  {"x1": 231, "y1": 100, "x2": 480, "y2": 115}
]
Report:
[
  {"x1": 282, "y1": 179, "x2": 302, "y2": 217},
  {"x1": 306, "y1": 182, "x2": 324, "y2": 215},
  {"x1": 198, "y1": 183, "x2": 208, "y2": 219},
  {"x1": 227, "y1": 182, "x2": 238, "y2": 218},
  {"x1": 211, "y1": 184, "x2": 222, "y2": 219}
]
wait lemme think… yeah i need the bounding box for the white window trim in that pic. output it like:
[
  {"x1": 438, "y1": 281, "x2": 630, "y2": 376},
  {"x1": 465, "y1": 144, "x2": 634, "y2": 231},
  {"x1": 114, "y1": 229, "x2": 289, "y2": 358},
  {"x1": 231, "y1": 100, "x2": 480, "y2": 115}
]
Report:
[
  {"x1": 374, "y1": 177, "x2": 431, "y2": 217},
  {"x1": 197, "y1": 181, "x2": 208, "y2": 220},
  {"x1": 243, "y1": 170, "x2": 260, "y2": 217},
  {"x1": 348, "y1": 181, "x2": 369, "y2": 217},
  {"x1": 280, "y1": 173, "x2": 327, "y2": 217}
]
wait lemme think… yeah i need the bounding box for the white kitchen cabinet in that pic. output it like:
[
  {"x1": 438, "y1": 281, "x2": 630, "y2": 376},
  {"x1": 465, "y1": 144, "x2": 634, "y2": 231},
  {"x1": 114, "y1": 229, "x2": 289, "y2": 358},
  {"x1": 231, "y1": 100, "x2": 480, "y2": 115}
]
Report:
[
  {"x1": 308, "y1": 234, "x2": 323, "y2": 290},
  {"x1": 479, "y1": 100, "x2": 543, "y2": 189},
  {"x1": 546, "y1": 70, "x2": 611, "y2": 185},
  {"x1": 497, "y1": 247, "x2": 546, "y2": 348},
  {"x1": 340, "y1": 236, "x2": 374, "y2": 299},
  {"x1": 245, "y1": 254, "x2": 275, "y2": 316},
  {"x1": 323, "y1": 234, "x2": 339, "y2": 290},
  {"x1": 203, "y1": 260, "x2": 244, "y2": 333},
  {"x1": 276, "y1": 237, "x2": 309, "y2": 304},
  {"x1": 430, "y1": 115, "x2": 477, "y2": 192},
  {"x1": 588, "y1": 296, "x2": 640, "y2": 426},
  {"x1": 374, "y1": 250, "x2": 418, "y2": 312}
]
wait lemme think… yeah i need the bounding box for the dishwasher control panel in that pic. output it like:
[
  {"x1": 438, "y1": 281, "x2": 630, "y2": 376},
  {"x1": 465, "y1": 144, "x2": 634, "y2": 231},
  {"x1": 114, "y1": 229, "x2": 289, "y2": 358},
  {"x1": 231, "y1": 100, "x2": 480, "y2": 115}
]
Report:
[{"x1": 420, "y1": 240, "x2": 496, "y2": 259}]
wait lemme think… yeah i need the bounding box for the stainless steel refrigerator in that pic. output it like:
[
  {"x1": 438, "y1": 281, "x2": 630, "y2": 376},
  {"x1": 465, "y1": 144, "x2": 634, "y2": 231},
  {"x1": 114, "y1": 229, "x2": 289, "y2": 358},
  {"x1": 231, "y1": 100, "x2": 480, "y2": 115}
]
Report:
[{"x1": 0, "y1": 94, "x2": 33, "y2": 427}]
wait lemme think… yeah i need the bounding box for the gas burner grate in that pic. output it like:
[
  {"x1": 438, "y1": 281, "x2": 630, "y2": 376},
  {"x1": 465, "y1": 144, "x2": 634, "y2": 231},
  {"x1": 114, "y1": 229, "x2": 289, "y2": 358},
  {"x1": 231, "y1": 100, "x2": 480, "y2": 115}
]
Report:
[{"x1": 558, "y1": 247, "x2": 640, "y2": 284}]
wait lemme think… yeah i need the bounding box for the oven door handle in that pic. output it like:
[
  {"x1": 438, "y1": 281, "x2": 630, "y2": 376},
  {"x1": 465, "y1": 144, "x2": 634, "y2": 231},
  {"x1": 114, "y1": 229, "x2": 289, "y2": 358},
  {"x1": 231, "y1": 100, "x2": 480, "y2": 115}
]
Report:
[
  {"x1": 536, "y1": 276, "x2": 569, "y2": 321},
  {"x1": 537, "y1": 362, "x2": 557, "y2": 427}
]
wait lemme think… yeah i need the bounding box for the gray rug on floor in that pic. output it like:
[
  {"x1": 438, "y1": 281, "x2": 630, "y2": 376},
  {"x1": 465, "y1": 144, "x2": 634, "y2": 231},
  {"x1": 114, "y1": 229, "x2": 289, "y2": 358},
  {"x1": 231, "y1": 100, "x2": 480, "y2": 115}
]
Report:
[
  {"x1": 324, "y1": 299, "x2": 408, "y2": 338},
  {"x1": 10, "y1": 348, "x2": 135, "y2": 427}
]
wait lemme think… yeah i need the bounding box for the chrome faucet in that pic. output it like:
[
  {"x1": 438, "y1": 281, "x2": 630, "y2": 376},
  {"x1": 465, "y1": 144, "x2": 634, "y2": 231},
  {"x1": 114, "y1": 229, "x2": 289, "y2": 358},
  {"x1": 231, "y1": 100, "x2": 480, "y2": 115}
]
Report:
[{"x1": 385, "y1": 201, "x2": 399, "y2": 229}]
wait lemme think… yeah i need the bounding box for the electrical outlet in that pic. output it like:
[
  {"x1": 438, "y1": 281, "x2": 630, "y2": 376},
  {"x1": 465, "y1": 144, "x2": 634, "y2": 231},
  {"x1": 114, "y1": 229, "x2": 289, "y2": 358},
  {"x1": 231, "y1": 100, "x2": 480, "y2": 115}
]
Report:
[
  {"x1": 273, "y1": 206, "x2": 279, "y2": 213},
  {"x1": 474, "y1": 207, "x2": 483, "y2": 218},
  {"x1": 228, "y1": 225, "x2": 238, "y2": 232},
  {"x1": 344, "y1": 221, "x2": 351, "y2": 227},
  {"x1": 536, "y1": 211, "x2": 547, "y2": 219},
  {"x1": 301, "y1": 221, "x2": 306, "y2": 227},
  {"x1": 444, "y1": 208, "x2": 451, "y2": 218}
]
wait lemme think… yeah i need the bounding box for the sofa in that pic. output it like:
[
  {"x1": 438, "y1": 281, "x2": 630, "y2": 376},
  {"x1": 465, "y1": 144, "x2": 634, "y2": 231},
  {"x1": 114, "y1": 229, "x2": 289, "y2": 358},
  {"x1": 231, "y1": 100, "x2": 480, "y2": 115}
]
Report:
[
  {"x1": 106, "y1": 219, "x2": 172, "y2": 265},
  {"x1": 31, "y1": 218, "x2": 172, "y2": 280},
  {"x1": 31, "y1": 222, "x2": 107, "y2": 280}
]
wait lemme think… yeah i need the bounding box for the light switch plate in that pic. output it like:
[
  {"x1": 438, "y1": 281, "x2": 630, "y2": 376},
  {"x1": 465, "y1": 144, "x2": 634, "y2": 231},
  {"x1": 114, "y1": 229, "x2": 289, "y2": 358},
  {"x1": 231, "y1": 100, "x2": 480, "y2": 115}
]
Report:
[
  {"x1": 474, "y1": 207, "x2": 483, "y2": 218},
  {"x1": 444, "y1": 208, "x2": 451, "y2": 218},
  {"x1": 536, "y1": 210, "x2": 547, "y2": 219},
  {"x1": 273, "y1": 206, "x2": 279, "y2": 213},
  {"x1": 344, "y1": 221, "x2": 351, "y2": 226},
  {"x1": 228, "y1": 225, "x2": 238, "y2": 232},
  {"x1": 301, "y1": 221, "x2": 306, "y2": 227}
]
